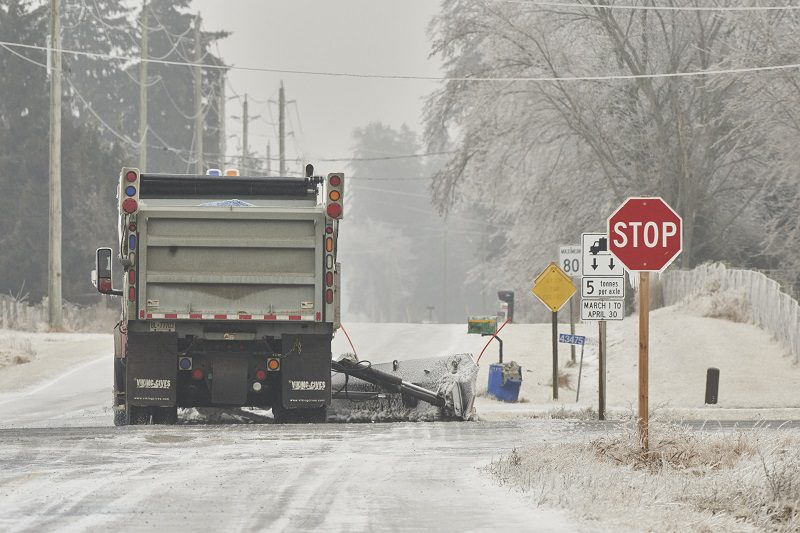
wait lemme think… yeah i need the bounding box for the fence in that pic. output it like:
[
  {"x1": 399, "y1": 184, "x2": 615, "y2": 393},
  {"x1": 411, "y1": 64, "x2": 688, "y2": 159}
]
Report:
[
  {"x1": 0, "y1": 295, "x2": 117, "y2": 332},
  {"x1": 661, "y1": 263, "x2": 800, "y2": 364}
]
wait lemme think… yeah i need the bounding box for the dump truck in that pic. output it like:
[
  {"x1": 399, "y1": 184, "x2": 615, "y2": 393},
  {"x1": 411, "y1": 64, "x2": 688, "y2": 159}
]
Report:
[{"x1": 94, "y1": 166, "x2": 477, "y2": 425}]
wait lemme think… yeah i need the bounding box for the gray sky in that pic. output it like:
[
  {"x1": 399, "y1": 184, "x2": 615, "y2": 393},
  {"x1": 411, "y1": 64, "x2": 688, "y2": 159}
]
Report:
[{"x1": 193, "y1": 0, "x2": 442, "y2": 174}]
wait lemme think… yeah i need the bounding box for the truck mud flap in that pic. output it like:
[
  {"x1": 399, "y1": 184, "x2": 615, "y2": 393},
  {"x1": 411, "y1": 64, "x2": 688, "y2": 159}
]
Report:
[
  {"x1": 281, "y1": 334, "x2": 331, "y2": 409},
  {"x1": 211, "y1": 356, "x2": 249, "y2": 406},
  {"x1": 126, "y1": 331, "x2": 177, "y2": 407}
]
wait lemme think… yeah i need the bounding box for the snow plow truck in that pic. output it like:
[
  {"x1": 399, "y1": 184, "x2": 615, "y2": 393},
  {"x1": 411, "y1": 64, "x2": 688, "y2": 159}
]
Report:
[{"x1": 93, "y1": 166, "x2": 477, "y2": 425}]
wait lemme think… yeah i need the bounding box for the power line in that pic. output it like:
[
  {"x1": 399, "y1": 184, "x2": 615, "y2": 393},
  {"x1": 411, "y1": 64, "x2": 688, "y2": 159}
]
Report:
[
  {"x1": 4, "y1": 40, "x2": 800, "y2": 82},
  {"x1": 322, "y1": 151, "x2": 454, "y2": 162},
  {"x1": 491, "y1": 0, "x2": 800, "y2": 11}
]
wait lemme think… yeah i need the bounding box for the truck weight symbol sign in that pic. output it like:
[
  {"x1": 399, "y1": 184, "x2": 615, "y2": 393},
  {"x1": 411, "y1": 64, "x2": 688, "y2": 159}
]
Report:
[{"x1": 607, "y1": 197, "x2": 683, "y2": 272}]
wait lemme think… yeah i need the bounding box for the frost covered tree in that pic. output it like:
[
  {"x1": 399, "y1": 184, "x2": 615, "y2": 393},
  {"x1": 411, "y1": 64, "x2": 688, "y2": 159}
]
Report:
[{"x1": 425, "y1": 0, "x2": 800, "y2": 294}]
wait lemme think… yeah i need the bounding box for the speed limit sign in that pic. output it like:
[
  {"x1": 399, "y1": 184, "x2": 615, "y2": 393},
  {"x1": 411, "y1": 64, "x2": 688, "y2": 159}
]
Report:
[{"x1": 558, "y1": 244, "x2": 581, "y2": 276}]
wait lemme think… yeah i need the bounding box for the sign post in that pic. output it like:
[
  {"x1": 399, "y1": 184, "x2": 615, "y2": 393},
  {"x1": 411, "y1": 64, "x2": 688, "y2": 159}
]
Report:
[
  {"x1": 559, "y1": 244, "x2": 581, "y2": 363},
  {"x1": 580, "y1": 232, "x2": 626, "y2": 420},
  {"x1": 531, "y1": 263, "x2": 577, "y2": 401},
  {"x1": 608, "y1": 197, "x2": 682, "y2": 451}
]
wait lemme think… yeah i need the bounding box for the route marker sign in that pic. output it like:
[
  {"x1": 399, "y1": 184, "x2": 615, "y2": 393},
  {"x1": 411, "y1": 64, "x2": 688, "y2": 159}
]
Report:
[
  {"x1": 607, "y1": 197, "x2": 682, "y2": 273},
  {"x1": 558, "y1": 244, "x2": 581, "y2": 277},
  {"x1": 531, "y1": 263, "x2": 576, "y2": 313}
]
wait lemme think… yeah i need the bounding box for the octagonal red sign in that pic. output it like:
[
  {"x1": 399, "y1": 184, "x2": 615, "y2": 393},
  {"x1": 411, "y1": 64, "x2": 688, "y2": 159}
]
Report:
[{"x1": 607, "y1": 197, "x2": 682, "y2": 272}]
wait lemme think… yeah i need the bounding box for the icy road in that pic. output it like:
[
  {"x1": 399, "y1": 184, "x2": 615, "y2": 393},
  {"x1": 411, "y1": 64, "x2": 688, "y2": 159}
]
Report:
[{"x1": 0, "y1": 354, "x2": 575, "y2": 531}]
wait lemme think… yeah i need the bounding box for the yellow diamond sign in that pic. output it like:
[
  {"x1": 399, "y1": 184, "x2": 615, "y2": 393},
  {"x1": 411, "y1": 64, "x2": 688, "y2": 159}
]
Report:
[{"x1": 531, "y1": 262, "x2": 576, "y2": 312}]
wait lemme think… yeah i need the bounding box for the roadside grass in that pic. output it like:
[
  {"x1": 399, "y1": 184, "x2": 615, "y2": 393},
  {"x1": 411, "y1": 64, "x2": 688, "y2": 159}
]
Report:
[
  {"x1": 490, "y1": 423, "x2": 800, "y2": 531},
  {"x1": 0, "y1": 336, "x2": 36, "y2": 369}
]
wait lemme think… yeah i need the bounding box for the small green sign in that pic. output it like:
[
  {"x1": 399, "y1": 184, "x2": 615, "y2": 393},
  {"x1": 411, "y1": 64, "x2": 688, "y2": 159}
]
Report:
[{"x1": 468, "y1": 316, "x2": 497, "y2": 335}]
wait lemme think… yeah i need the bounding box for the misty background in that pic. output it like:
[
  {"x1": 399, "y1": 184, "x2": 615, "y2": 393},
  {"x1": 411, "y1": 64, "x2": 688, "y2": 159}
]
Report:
[{"x1": 2, "y1": 0, "x2": 800, "y2": 323}]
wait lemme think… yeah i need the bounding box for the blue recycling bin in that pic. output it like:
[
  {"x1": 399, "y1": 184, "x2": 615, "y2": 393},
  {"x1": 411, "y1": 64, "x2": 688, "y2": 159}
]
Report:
[{"x1": 488, "y1": 362, "x2": 522, "y2": 402}]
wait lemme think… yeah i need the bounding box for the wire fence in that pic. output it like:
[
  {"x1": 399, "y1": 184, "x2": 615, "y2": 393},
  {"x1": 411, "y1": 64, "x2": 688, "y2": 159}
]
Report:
[{"x1": 660, "y1": 263, "x2": 800, "y2": 364}]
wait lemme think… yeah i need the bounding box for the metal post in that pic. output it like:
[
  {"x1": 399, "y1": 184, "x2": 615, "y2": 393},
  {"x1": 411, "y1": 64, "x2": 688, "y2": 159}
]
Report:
[
  {"x1": 569, "y1": 295, "x2": 576, "y2": 363},
  {"x1": 496, "y1": 335, "x2": 503, "y2": 364},
  {"x1": 552, "y1": 310, "x2": 558, "y2": 400},
  {"x1": 266, "y1": 142, "x2": 271, "y2": 175},
  {"x1": 639, "y1": 272, "x2": 650, "y2": 450},
  {"x1": 218, "y1": 74, "x2": 225, "y2": 169},
  {"x1": 138, "y1": 0, "x2": 148, "y2": 171},
  {"x1": 193, "y1": 13, "x2": 204, "y2": 174},
  {"x1": 598, "y1": 320, "x2": 606, "y2": 420},
  {"x1": 576, "y1": 342, "x2": 585, "y2": 402},
  {"x1": 241, "y1": 94, "x2": 248, "y2": 175},
  {"x1": 48, "y1": 0, "x2": 63, "y2": 330},
  {"x1": 279, "y1": 81, "x2": 286, "y2": 176}
]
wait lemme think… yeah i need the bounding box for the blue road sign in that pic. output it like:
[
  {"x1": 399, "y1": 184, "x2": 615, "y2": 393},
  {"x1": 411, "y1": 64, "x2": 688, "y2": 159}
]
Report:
[{"x1": 558, "y1": 333, "x2": 586, "y2": 345}]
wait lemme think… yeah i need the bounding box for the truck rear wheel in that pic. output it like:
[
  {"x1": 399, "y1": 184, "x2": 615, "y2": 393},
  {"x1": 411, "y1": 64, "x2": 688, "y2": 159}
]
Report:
[{"x1": 127, "y1": 405, "x2": 151, "y2": 425}]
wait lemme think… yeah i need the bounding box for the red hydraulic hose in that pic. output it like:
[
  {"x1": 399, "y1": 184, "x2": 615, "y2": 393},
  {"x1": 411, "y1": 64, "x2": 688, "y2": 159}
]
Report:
[
  {"x1": 340, "y1": 323, "x2": 358, "y2": 358},
  {"x1": 476, "y1": 317, "x2": 511, "y2": 363}
]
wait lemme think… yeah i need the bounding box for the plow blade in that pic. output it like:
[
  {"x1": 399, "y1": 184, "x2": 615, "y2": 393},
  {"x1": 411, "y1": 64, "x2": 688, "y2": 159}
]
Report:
[{"x1": 330, "y1": 353, "x2": 478, "y2": 422}]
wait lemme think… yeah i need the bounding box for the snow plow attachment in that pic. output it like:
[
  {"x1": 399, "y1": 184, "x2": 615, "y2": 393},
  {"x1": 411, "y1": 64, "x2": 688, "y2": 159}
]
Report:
[{"x1": 330, "y1": 353, "x2": 478, "y2": 422}]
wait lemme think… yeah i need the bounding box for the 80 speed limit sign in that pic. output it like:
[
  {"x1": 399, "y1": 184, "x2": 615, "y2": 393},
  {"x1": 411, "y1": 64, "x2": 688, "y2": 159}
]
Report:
[{"x1": 558, "y1": 244, "x2": 581, "y2": 276}]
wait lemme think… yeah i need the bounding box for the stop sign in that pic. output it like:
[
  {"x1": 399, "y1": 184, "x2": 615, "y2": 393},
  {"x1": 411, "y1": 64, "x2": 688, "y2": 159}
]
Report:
[{"x1": 607, "y1": 197, "x2": 682, "y2": 272}]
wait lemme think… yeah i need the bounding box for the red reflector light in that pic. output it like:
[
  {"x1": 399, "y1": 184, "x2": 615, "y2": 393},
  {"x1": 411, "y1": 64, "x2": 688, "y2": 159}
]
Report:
[
  {"x1": 267, "y1": 358, "x2": 280, "y2": 371},
  {"x1": 128, "y1": 286, "x2": 136, "y2": 301},
  {"x1": 125, "y1": 170, "x2": 138, "y2": 182},
  {"x1": 326, "y1": 272, "x2": 333, "y2": 287},
  {"x1": 326, "y1": 203, "x2": 342, "y2": 219},
  {"x1": 329, "y1": 175, "x2": 342, "y2": 187},
  {"x1": 325, "y1": 226, "x2": 333, "y2": 234},
  {"x1": 192, "y1": 368, "x2": 204, "y2": 380},
  {"x1": 128, "y1": 222, "x2": 137, "y2": 232},
  {"x1": 128, "y1": 270, "x2": 135, "y2": 284},
  {"x1": 122, "y1": 198, "x2": 138, "y2": 214},
  {"x1": 326, "y1": 289, "x2": 333, "y2": 304},
  {"x1": 255, "y1": 370, "x2": 266, "y2": 381}
]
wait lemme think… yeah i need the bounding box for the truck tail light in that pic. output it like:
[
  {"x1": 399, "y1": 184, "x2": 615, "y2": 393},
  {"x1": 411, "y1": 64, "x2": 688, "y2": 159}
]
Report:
[
  {"x1": 120, "y1": 168, "x2": 140, "y2": 215},
  {"x1": 326, "y1": 289, "x2": 333, "y2": 304},
  {"x1": 128, "y1": 286, "x2": 136, "y2": 301},
  {"x1": 326, "y1": 173, "x2": 344, "y2": 220},
  {"x1": 255, "y1": 370, "x2": 266, "y2": 381},
  {"x1": 267, "y1": 358, "x2": 280, "y2": 371},
  {"x1": 326, "y1": 272, "x2": 333, "y2": 287}
]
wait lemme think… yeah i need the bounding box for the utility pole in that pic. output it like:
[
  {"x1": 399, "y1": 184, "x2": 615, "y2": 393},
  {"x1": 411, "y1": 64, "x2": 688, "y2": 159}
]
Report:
[
  {"x1": 266, "y1": 142, "x2": 271, "y2": 175},
  {"x1": 218, "y1": 74, "x2": 226, "y2": 169},
  {"x1": 193, "y1": 13, "x2": 204, "y2": 174},
  {"x1": 138, "y1": 0, "x2": 148, "y2": 171},
  {"x1": 241, "y1": 94, "x2": 248, "y2": 175},
  {"x1": 48, "y1": 0, "x2": 63, "y2": 330},
  {"x1": 279, "y1": 81, "x2": 286, "y2": 176}
]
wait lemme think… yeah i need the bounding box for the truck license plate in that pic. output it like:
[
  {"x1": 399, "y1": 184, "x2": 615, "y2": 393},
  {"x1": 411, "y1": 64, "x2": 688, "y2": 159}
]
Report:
[{"x1": 149, "y1": 321, "x2": 175, "y2": 332}]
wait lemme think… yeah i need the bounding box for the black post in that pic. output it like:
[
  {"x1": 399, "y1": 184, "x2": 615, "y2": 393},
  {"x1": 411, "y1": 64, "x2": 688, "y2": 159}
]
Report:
[
  {"x1": 497, "y1": 335, "x2": 504, "y2": 364},
  {"x1": 705, "y1": 367, "x2": 720, "y2": 404},
  {"x1": 552, "y1": 311, "x2": 558, "y2": 400}
]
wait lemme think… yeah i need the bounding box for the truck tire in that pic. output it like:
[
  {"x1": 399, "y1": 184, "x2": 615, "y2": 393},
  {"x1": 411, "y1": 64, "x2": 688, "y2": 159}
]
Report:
[
  {"x1": 272, "y1": 404, "x2": 327, "y2": 424},
  {"x1": 113, "y1": 407, "x2": 128, "y2": 426},
  {"x1": 127, "y1": 405, "x2": 151, "y2": 425}
]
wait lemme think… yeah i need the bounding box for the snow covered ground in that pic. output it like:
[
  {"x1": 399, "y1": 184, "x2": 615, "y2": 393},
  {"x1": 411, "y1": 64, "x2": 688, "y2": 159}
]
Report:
[
  {"x1": 0, "y1": 304, "x2": 798, "y2": 531},
  {"x1": 334, "y1": 303, "x2": 800, "y2": 420}
]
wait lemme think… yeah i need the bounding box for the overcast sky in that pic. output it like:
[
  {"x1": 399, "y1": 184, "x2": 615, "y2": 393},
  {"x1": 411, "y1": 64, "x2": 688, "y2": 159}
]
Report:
[{"x1": 193, "y1": 0, "x2": 442, "y2": 174}]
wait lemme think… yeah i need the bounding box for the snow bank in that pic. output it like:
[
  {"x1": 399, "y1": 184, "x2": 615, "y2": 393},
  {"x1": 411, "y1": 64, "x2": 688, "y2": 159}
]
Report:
[{"x1": 491, "y1": 423, "x2": 800, "y2": 531}]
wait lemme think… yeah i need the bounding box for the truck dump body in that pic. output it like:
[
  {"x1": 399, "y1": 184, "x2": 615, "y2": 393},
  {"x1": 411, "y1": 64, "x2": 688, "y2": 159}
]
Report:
[{"x1": 139, "y1": 208, "x2": 323, "y2": 321}]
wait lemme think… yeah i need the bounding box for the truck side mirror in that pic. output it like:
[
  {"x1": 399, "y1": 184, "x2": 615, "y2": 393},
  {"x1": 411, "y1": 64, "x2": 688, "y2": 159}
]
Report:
[{"x1": 95, "y1": 247, "x2": 114, "y2": 294}]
